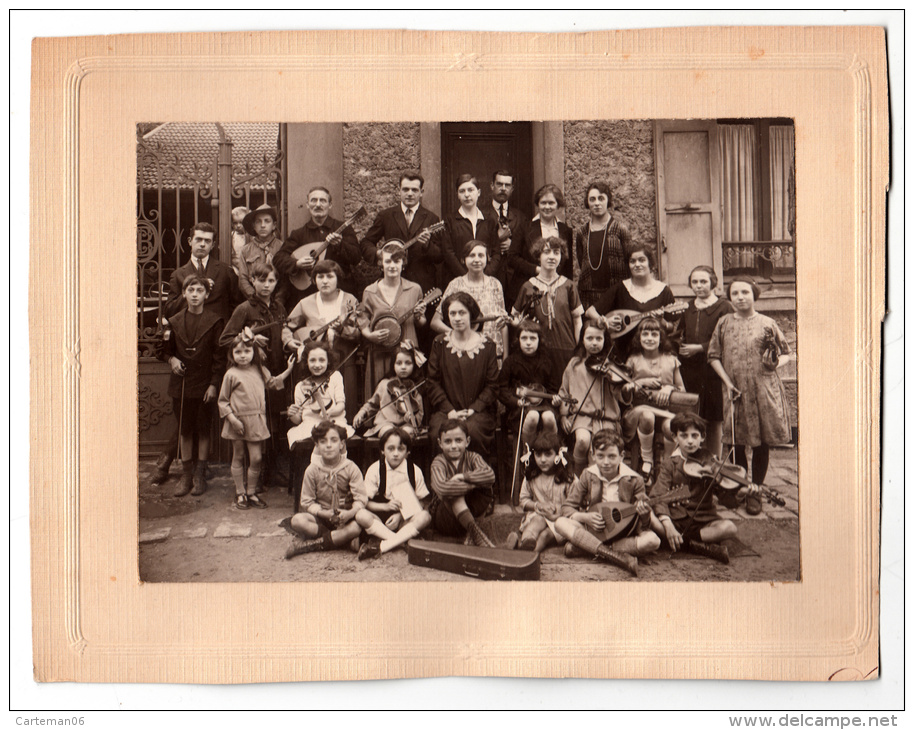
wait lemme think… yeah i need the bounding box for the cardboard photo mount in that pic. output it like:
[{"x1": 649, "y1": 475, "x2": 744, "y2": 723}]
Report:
[{"x1": 30, "y1": 27, "x2": 886, "y2": 682}]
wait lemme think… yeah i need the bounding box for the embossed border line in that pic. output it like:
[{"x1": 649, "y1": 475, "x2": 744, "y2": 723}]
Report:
[{"x1": 60, "y1": 49, "x2": 877, "y2": 668}]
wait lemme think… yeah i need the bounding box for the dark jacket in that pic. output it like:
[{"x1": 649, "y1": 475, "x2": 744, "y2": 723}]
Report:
[
  {"x1": 441, "y1": 212, "x2": 502, "y2": 282},
  {"x1": 483, "y1": 204, "x2": 528, "y2": 286},
  {"x1": 360, "y1": 204, "x2": 443, "y2": 293},
  {"x1": 160, "y1": 308, "x2": 225, "y2": 400},
  {"x1": 273, "y1": 216, "x2": 362, "y2": 301},
  {"x1": 506, "y1": 218, "x2": 573, "y2": 306},
  {"x1": 164, "y1": 258, "x2": 242, "y2": 323}
]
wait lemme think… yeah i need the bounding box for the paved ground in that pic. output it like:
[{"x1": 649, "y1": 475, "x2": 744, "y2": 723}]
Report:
[{"x1": 138, "y1": 448, "x2": 800, "y2": 583}]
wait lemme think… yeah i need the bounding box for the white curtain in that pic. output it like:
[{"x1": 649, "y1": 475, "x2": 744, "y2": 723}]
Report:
[
  {"x1": 769, "y1": 125, "x2": 796, "y2": 269},
  {"x1": 719, "y1": 124, "x2": 759, "y2": 268}
]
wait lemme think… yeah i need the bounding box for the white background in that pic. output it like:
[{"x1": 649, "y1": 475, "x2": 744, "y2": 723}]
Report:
[{"x1": 9, "y1": 8, "x2": 905, "y2": 718}]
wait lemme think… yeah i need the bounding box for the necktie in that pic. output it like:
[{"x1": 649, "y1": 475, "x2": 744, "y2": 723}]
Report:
[
  {"x1": 405, "y1": 208, "x2": 413, "y2": 227},
  {"x1": 194, "y1": 258, "x2": 205, "y2": 277},
  {"x1": 498, "y1": 204, "x2": 507, "y2": 226}
]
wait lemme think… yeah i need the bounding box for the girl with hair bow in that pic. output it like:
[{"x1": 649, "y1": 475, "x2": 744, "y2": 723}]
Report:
[
  {"x1": 505, "y1": 432, "x2": 577, "y2": 553},
  {"x1": 353, "y1": 341, "x2": 427, "y2": 439}
]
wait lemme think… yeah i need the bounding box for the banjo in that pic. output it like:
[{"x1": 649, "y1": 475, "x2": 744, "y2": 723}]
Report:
[
  {"x1": 380, "y1": 221, "x2": 446, "y2": 255},
  {"x1": 369, "y1": 288, "x2": 443, "y2": 348},
  {"x1": 288, "y1": 206, "x2": 368, "y2": 290}
]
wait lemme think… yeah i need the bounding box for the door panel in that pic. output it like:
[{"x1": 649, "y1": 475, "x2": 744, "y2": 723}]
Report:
[
  {"x1": 440, "y1": 122, "x2": 533, "y2": 220},
  {"x1": 654, "y1": 121, "x2": 722, "y2": 297}
]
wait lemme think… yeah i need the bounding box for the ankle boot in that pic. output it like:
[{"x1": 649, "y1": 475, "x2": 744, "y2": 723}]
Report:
[
  {"x1": 595, "y1": 544, "x2": 639, "y2": 576},
  {"x1": 684, "y1": 538, "x2": 730, "y2": 564},
  {"x1": 469, "y1": 522, "x2": 496, "y2": 548},
  {"x1": 174, "y1": 461, "x2": 194, "y2": 497},
  {"x1": 191, "y1": 461, "x2": 208, "y2": 496},
  {"x1": 151, "y1": 452, "x2": 174, "y2": 486},
  {"x1": 284, "y1": 537, "x2": 325, "y2": 560}
]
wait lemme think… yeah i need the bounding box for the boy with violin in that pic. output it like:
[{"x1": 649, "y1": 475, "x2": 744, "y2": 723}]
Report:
[{"x1": 651, "y1": 413, "x2": 760, "y2": 564}]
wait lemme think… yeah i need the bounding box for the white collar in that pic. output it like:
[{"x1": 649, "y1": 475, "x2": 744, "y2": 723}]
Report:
[
  {"x1": 671, "y1": 447, "x2": 682, "y2": 458},
  {"x1": 401, "y1": 204, "x2": 416, "y2": 216},
  {"x1": 623, "y1": 277, "x2": 667, "y2": 302},
  {"x1": 492, "y1": 200, "x2": 508, "y2": 214},
  {"x1": 458, "y1": 207, "x2": 485, "y2": 223},
  {"x1": 192, "y1": 255, "x2": 209, "y2": 270},
  {"x1": 385, "y1": 460, "x2": 410, "y2": 475},
  {"x1": 585, "y1": 461, "x2": 639, "y2": 485}
]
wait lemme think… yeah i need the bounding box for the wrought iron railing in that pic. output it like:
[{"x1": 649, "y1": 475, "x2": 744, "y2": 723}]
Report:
[{"x1": 721, "y1": 240, "x2": 795, "y2": 277}]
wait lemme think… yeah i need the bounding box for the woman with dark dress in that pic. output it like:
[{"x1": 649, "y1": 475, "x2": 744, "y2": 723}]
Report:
[
  {"x1": 573, "y1": 181, "x2": 632, "y2": 309},
  {"x1": 426, "y1": 292, "x2": 499, "y2": 456},
  {"x1": 677, "y1": 265, "x2": 734, "y2": 457},
  {"x1": 586, "y1": 242, "x2": 677, "y2": 358},
  {"x1": 506, "y1": 183, "x2": 574, "y2": 307}
]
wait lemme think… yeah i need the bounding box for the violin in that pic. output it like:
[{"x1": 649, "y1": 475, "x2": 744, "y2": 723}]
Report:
[
  {"x1": 515, "y1": 385, "x2": 576, "y2": 407},
  {"x1": 682, "y1": 456, "x2": 786, "y2": 507},
  {"x1": 585, "y1": 355, "x2": 643, "y2": 389},
  {"x1": 387, "y1": 378, "x2": 424, "y2": 431},
  {"x1": 300, "y1": 378, "x2": 332, "y2": 418}
]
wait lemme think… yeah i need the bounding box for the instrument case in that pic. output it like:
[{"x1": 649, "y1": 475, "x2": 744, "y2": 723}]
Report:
[{"x1": 407, "y1": 539, "x2": 541, "y2": 581}]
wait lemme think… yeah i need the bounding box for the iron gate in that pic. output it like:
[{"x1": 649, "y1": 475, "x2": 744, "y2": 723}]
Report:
[{"x1": 137, "y1": 122, "x2": 286, "y2": 456}]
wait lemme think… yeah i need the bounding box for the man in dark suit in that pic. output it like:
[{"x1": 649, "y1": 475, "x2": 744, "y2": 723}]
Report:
[
  {"x1": 163, "y1": 222, "x2": 243, "y2": 323},
  {"x1": 273, "y1": 186, "x2": 362, "y2": 307},
  {"x1": 483, "y1": 170, "x2": 528, "y2": 287},
  {"x1": 359, "y1": 172, "x2": 443, "y2": 294},
  {"x1": 153, "y1": 221, "x2": 243, "y2": 486}
]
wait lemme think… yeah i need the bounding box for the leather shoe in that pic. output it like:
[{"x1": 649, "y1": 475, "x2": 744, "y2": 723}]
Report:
[
  {"x1": 357, "y1": 537, "x2": 382, "y2": 561},
  {"x1": 745, "y1": 494, "x2": 763, "y2": 516}
]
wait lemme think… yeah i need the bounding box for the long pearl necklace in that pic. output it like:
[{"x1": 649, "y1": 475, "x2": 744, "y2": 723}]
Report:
[{"x1": 586, "y1": 221, "x2": 609, "y2": 272}]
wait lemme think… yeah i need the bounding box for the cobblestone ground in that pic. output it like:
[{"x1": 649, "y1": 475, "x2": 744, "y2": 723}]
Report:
[{"x1": 139, "y1": 448, "x2": 800, "y2": 583}]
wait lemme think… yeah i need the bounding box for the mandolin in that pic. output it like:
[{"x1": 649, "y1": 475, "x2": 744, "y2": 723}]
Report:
[
  {"x1": 288, "y1": 206, "x2": 368, "y2": 290},
  {"x1": 370, "y1": 288, "x2": 443, "y2": 348},
  {"x1": 381, "y1": 221, "x2": 446, "y2": 254},
  {"x1": 606, "y1": 301, "x2": 689, "y2": 339},
  {"x1": 589, "y1": 486, "x2": 690, "y2": 543}
]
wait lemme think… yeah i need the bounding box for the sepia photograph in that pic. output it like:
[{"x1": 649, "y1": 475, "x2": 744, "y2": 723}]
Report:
[{"x1": 136, "y1": 118, "x2": 800, "y2": 583}]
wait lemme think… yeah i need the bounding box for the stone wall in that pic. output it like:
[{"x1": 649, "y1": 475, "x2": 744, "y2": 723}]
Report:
[
  {"x1": 563, "y1": 120, "x2": 657, "y2": 248},
  {"x1": 341, "y1": 122, "x2": 421, "y2": 293}
]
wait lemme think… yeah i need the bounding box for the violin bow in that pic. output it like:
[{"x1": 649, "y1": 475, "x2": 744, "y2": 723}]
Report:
[{"x1": 567, "y1": 340, "x2": 619, "y2": 425}]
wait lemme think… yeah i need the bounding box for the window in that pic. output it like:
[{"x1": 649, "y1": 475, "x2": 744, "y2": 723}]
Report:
[{"x1": 718, "y1": 119, "x2": 795, "y2": 279}]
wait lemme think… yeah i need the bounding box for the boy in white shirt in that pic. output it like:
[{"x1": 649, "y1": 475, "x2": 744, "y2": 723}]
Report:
[{"x1": 355, "y1": 428, "x2": 431, "y2": 559}]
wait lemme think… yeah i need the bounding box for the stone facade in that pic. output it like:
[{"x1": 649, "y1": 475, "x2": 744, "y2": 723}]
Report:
[
  {"x1": 341, "y1": 122, "x2": 421, "y2": 293},
  {"x1": 563, "y1": 120, "x2": 657, "y2": 249}
]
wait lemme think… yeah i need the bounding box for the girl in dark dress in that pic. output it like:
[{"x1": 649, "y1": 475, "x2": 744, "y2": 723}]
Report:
[
  {"x1": 573, "y1": 181, "x2": 631, "y2": 309},
  {"x1": 677, "y1": 265, "x2": 734, "y2": 457}
]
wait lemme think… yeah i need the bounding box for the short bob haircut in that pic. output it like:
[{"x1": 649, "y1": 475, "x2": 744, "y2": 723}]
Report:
[
  {"x1": 181, "y1": 274, "x2": 212, "y2": 294},
  {"x1": 311, "y1": 419, "x2": 348, "y2": 443},
  {"x1": 583, "y1": 181, "x2": 613, "y2": 210},
  {"x1": 455, "y1": 173, "x2": 480, "y2": 191},
  {"x1": 379, "y1": 425, "x2": 413, "y2": 451},
  {"x1": 727, "y1": 275, "x2": 762, "y2": 301},
  {"x1": 669, "y1": 412, "x2": 708, "y2": 438},
  {"x1": 533, "y1": 183, "x2": 566, "y2": 209},
  {"x1": 377, "y1": 241, "x2": 408, "y2": 266},
  {"x1": 623, "y1": 241, "x2": 657, "y2": 272},
  {"x1": 311, "y1": 259, "x2": 344, "y2": 282},
  {"x1": 461, "y1": 239, "x2": 489, "y2": 261},
  {"x1": 529, "y1": 235, "x2": 568, "y2": 263},
  {"x1": 440, "y1": 291, "x2": 483, "y2": 329},
  {"x1": 399, "y1": 172, "x2": 424, "y2": 188},
  {"x1": 688, "y1": 264, "x2": 719, "y2": 290}
]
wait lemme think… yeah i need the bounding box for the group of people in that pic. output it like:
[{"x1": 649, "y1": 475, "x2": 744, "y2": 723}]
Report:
[{"x1": 151, "y1": 169, "x2": 793, "y2": 575}]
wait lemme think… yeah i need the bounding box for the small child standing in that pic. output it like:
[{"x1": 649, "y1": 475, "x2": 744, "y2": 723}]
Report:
[
  {"x1": 651, "y1": 413, "x2": 755, "y2": 563},
  {"x1": 285, "y1": 421, "x2": 366, "y2": 559},
  {"x1": 708, "y1": 276, "x2": 792, "y2": 515},
  {"x1": 159, "y1": 275, "x2": 225, "y2": 496},
  {"x1": 354, "y1": 428, "x2": 432, "y2": 560},
  {"x1": 286, "y1": 340, "x2": 353, "y2": 448},
  {"x1": 558, "y1": 319, "x2": 630, "y2": 476},
  {"x1": 353, "y1": 342, "x2": 426, "y2": 439},
  {"x1": 554, "y1": 430, "x2": 659, "y2": 576},
  {"x1": 428, "y1": 419, "x2": 497, "y2": 548},
  {"x1": 623, "y1": 316, "x2": 687, "y2": 477},
  {"x1": 506, "y1": 432, "x2": 575, "y2": 553},
  {"x1": 218, "y1": 329, "x2": 294, "y2": 510},
  {"x1": 496, "y1": 320, "x2": 560, "y2": 447}
]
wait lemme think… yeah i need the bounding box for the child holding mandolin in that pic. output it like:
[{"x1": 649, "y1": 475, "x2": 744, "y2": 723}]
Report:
[
  {"x1": 353, "y1": 342, "x2": 426, "y2": 439},
  {"x1": 554, "y1": 429, "x2": 658, "y2": 576},
  {"x1": 651, "y1": 413, "x2": 757, "y2": 563}
]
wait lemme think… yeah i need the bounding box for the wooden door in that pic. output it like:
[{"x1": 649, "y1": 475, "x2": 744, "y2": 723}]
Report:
[
  {"x1": 654, "y1": 120, "x2": 722, "y2": 297},
  {"x1": 440, "y1": 122, "x2": 533, "y2": 219}
]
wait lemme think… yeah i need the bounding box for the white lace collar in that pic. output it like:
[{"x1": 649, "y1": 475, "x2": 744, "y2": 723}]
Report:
[{"x1": 443, "y1": 330, "x2": 486, "y2": 359}]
